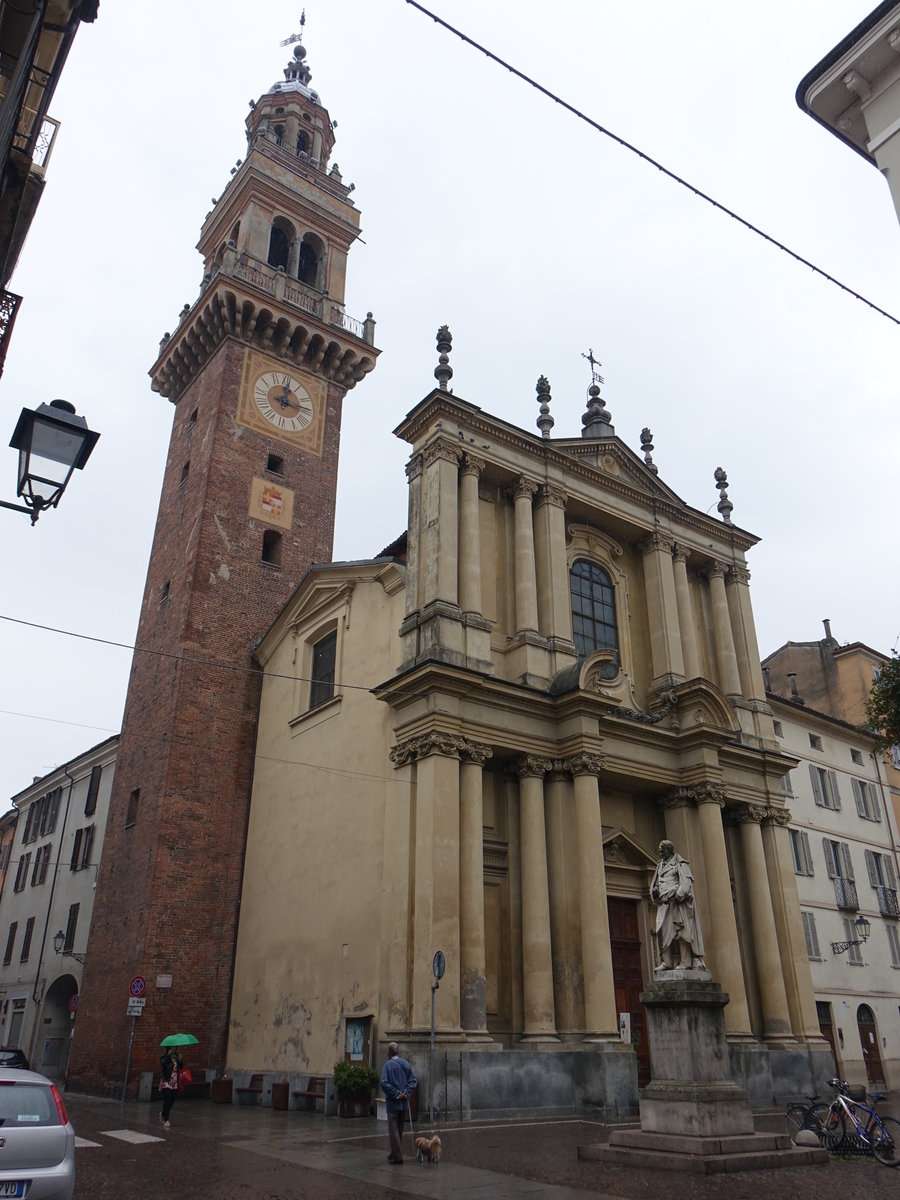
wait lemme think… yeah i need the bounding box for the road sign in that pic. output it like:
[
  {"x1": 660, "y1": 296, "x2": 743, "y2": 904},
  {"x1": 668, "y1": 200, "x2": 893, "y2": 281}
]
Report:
[
  {"x1": 432, "y1": 950, "x2": 445, "y2": 981},
  {"x1": 129, "y1": 976, "x2": 146, "y2": 997},
  {"x1": 68, "y1": 994, "x2": 78, "y2": 1014},
  {"x1": 126, "y1": 1002, "x2": 144, "y2": 1017}
]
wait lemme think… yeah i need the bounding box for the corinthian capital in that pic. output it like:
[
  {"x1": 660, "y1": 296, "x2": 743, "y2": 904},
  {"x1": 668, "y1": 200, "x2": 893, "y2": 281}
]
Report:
[
  {"x1": 460, "y1": 739, "x2": 493, "y2": 766},
  {"x1": 422, "y1": 438, "x2": 461, "y2": 469},
  {"x1": 672, "y1": 542, "x2": 690, "y2": 564},
  {"x1": 536, "y1": 483, "x2": 567, "y2": 509},
  {"x1": 460, "y1": 453, "x2": 486, "y2": 478},
  {"x1": 389, "y1": 731, "x2": 468, "y2": 766},
  {"x1": 763, "y1": 807, "x2": 791, "y2": 827},
  {"x1": 513, "y1": 754, "x2": 554, "y2": 779},
  {"x1": 564, "y1": 751, "x2": 605, "y2": 777},
  {"x1": 693, "y1": 782, "x2": 726, "y2": 808},
  {"x1": 637, "y1": 531, "x2": 674, "y2": 556},
  {"x1": 732, "y1": 802, "x2": 767, "y2": 825},
  {"x1": 660, "y1": 787, "x2": 693, "y2": 811},
  {"x1": 727, "y1": 564, "x2": 751, "y2": 586},
  {"x1": 405, "y1": 453, "x2": 424, "y2": 482},
  {"x1": 703, "y1": 560, "x2": 727, "y2": 583},
  {"x1": 511, "y1": 476, "x2": 538, "y2": 503}
]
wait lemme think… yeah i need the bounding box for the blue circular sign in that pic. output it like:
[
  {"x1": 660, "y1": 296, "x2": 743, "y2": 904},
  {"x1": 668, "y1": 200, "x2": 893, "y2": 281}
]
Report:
[{"x1": 129, "y1": 976, "x2": 146, "y2": 997}]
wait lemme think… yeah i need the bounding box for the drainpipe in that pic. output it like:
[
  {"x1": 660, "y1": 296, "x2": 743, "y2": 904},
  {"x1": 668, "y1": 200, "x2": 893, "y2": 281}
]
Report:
[
  {"x1": 28, "y1": 767, "x2": 75, "y2": 1066},
  {"x1": 871, "y1": 752, "x2": 900, "y2": 893}
]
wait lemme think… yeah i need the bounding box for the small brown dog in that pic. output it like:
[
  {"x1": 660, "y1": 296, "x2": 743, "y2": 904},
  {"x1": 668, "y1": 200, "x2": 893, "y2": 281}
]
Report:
[{"x1": 415, "y1": 1134, "x2": 442, "y2": 1164}]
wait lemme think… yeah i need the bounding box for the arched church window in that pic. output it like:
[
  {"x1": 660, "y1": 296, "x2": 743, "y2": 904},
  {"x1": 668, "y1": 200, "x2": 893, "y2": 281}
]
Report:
[
  {"x1": 273, "y1": 123, "x2": 285, "y2": 146},
  {"x1": 296, "y1": 130, "x2": 309, "y2": 156},
  {"x1": 267, "y1": 216, "x2": 295, "y2": 272},
  {"x1": 570, "y1": 559, "x2": 618, "y2": 657},
  {"x1": 297, "y1": 232, "x2": 325, "y2": 288},
  {"x1": 230, "y1": 220, "x2": 240, "y2": 245}
]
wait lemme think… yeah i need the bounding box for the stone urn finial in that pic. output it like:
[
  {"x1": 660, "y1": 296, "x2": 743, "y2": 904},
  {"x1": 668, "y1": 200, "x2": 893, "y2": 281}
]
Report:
[
  {"x1": 434, "y1": 325, "x2": 453, "y2": 391},
  {"x1": 714, "y1": 466, "x2": 733, "y2": 524},
  {"x1": 536, "y1": 375, "x2": 554, "y2": 438}
]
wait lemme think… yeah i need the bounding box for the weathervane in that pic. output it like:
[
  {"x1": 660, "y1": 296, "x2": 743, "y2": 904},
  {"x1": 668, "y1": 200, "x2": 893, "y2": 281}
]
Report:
[
  {"x1": 280, "y1": 9, "x2": 306, "y2": 47},
  {"x1": 581, "y1": 347, "x2": 604, "y2": 389}
]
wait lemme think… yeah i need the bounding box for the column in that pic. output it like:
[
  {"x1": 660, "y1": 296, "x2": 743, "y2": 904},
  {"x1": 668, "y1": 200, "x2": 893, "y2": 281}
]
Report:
[
  {"x1": 421, "y1": 439, "x2": 460, "y2": 607},
  {"x1": 512, "y1": 478, "x2": 539, "y2": 634},
  {"x1": 458, "y1": 455, "x2": 484, "y2": 614},
  {"x1": 404, "y1": 454, "x2": 423, "y2": 616},
  {"x1": 459, "y1": 740, "x2": 492, "y2": 1035},
  {"x1": 568, "y1": 754, "x2": 618, "y2": 1038},
  {"x1": 761, "y1": 810, "x2": 821, "y2": 1039},
  {"x1": 725, "y1": 564, "x2": 767, "y2": 702},
  {"x1": 392, "y1": 734, "x2": 463, "y2": 1034},
  {"x1": 287, "y1": 237, "x2": 301, "y2": 278},
  {"x1": 638, "y1": 532, "x2": 685, "y2": 685},
  {"x1": 514, "y1": 756, "x2": 558, "y2": 1040},
  {"x1": 672, "y1": 543, "x2": 701, "y2": 678},
  {"x1": 703, "y1": 561, "x2": 742, "y2": 697},
  {"x1": 735, "y1": 805, "x2": 793, "y2": 1038},
  {"x1": 544, "y1": 767, "x2": 580, "y2": 1032},
  {"x1": 692, "y1": 785, "x2": 752, "y2": 1034},
  {"x1": 533, "y1": 485, "x2": 573, "y2": 643}
]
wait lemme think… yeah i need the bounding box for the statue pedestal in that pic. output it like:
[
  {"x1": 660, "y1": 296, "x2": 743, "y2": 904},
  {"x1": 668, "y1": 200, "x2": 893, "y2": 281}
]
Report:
[
  {"x1": 578, "y1": 978, "x2": 827, "y2": 1173},
  {"x1": 638, "y1": 977, "x2": 753, "y2": 1137}
]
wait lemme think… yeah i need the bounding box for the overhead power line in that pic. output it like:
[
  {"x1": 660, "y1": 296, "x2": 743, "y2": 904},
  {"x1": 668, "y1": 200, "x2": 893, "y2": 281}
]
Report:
[{"x1": 404, "y1": 0, "x2": 900, "y2": 328}]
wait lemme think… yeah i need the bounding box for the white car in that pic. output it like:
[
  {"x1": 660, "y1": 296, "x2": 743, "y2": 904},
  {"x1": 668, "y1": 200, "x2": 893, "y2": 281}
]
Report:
[{"x1": 0, "y1": 1068, "x2": 74, "y2": 1199}]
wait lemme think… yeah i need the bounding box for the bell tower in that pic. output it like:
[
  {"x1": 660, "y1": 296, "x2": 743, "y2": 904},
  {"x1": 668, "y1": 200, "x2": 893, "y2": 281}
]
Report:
[{"x1": 68, "y1": 29, "x2": 379, "y2": 1094}]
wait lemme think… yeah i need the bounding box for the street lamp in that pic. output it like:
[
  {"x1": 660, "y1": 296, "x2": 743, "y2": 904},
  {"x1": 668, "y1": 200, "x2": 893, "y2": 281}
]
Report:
[
  {"x1": 52, "y1": 930, "x2": 85, "y2": 965},
  {"x1": 1, "y1": 400, "x2": 99, "y2": 524},
  {"x1": 830, "y1": 914, "x2": 871, "y2": 956}
]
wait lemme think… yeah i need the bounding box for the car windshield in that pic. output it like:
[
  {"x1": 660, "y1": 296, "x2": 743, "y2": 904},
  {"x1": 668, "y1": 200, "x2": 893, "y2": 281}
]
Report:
[{"x1": 0, "y1": 1083, "x2": 58, "y2": 1127}]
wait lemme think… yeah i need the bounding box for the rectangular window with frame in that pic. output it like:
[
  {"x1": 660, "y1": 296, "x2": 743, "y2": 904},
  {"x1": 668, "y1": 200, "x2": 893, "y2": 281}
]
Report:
[
  {"x1": 84, "y1": 766, "x2": 101, "y2": 817},
  {"x1": 842, "y1": 917, "x2": 864, "y2": 965},
  {"x1": 801, "y1": 911, "x2": 820, "y2": 959},
  {"x1": 809, "y1": 765, "x2": 841, "y2": 810},
  {"x1": 70, "y1": 826, "x2": 94, "y2": 871},
  {"x1": 0, "y1": 842, "x2": 11, "y2": 873},
  {"x1": 824, "y1": 838, "x2": 858, "y2": 908},
  {"x1": 13, "y1": 852, "x2": 30, "y2": 893},
  {"x1": 887, "y1": 923, "x2": 900, "y2": 969},
  {"x1": 31, "y1": 843, "x2": 51, "y2": 886},
  {"x1": 309, "y1": 630, "x2": 337, "y2": 710},
  {"x1": 19, "y1": 917, "x2": 34, "y2": 963},
  {"x1": 851, "y1": 777, "x2": 881, "y2": 822},
  {"x1": 789, "y1": 828, "x2": 814, "y2": 876},
  {"x1": 864, "y1": 850, "x2": 899, "y2": 916},
  {"x1": 3, "y1": 922, "x2": 16, "y2": 965}
]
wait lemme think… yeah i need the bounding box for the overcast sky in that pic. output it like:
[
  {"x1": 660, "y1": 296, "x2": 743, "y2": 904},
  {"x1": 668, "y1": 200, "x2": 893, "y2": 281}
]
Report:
[{"x1": 0, "y1": 0, "x2": 897, "y2": 802}]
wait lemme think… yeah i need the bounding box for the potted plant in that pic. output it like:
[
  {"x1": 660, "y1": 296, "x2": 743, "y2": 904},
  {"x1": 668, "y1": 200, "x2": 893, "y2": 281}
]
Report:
[{"x1": 332, "y1": 1060, "x2": 379, "y2": 1118}]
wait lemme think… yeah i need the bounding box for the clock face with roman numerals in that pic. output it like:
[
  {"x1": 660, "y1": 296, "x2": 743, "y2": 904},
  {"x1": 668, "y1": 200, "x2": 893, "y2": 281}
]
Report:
[{"x1": 253, "y1": 370, "x2": 314, "y2": 433}]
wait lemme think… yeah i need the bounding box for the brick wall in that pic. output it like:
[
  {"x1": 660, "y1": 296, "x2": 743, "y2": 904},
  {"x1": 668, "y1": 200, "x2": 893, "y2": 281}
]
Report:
[{"x1": 68, "y1": 337, "x2": 346, "y2": 1093}]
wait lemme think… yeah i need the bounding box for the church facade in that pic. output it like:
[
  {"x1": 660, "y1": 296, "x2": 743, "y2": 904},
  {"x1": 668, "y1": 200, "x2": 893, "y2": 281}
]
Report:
[{"x1": 228, "y1": 346, "x2": 833, "y2": 1115}]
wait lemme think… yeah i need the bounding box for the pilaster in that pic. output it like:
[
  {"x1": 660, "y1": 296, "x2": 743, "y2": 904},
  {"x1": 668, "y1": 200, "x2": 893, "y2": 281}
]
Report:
[
  {"x1": 514, "y1": 755, "x2": 559, "y2": 1041},
  {"x1": 703, "y1": 562, "x2": 742, "y2": 698},
  {"x1": 638, "y1": 531, "x2": 685, "y2": 690},
  {"x1": 672, "y1": 543, "x2": 701, "y2": 679}
]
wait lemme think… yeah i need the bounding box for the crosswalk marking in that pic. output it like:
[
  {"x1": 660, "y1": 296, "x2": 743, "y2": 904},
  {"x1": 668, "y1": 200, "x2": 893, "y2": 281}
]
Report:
[{"x1": 99, "y1": 1129, "x2": 164, "y2": 1144}]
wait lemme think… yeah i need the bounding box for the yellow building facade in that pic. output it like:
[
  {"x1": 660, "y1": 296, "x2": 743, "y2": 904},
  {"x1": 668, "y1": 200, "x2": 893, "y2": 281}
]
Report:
[{"x1": 228, "y1": 352, "x2": 833, "y2": 1116}]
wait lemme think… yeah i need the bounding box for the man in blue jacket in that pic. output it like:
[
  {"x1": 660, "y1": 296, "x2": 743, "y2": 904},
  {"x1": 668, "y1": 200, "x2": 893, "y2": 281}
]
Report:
[{"x1": 380, "y1": 1042, "x2": 417, "y2": 1164}]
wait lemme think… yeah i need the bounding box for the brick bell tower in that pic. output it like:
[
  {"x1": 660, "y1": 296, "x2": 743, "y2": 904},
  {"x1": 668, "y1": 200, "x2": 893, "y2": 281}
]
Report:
[{"x1": 68, "y1": 28, "x2": 378, "y2": 1094}]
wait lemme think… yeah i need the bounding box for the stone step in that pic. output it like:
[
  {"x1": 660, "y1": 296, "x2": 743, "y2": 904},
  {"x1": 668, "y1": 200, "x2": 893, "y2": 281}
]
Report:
[
  {"x1": 609, "y1": 1129, "x2": 793, "y2": 1155},
  {"x1": 579, "y1": 1141, "x2": 829, "y2": 1174}
]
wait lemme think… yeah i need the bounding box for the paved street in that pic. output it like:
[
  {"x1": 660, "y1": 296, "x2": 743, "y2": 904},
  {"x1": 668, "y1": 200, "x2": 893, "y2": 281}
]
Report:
[{"x1": 65, "y1": 1091, "x2": 900, "y2": 1200}]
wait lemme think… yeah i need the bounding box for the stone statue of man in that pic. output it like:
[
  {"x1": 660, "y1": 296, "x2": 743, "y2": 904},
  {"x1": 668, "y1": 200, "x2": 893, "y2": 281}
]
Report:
[{"x1": 650, "y1": 840, "x2": 706, "y2": 970}]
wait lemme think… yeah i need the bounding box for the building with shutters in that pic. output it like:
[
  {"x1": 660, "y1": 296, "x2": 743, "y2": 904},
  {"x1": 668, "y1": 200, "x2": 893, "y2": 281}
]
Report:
[
  {"x1": 767, "y1": 691, "x2": 900, "y2": 1090},
  {"x1": 0, "y1": 736, "x2": 116, "y2": 1080}
]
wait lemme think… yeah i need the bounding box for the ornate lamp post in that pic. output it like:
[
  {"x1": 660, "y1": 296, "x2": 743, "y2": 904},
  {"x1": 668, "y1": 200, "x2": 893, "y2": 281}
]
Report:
[
  {"x1": 830, "y1": 914, "x2": 871, "y2": 956},
  {"x1": 1, "y1": 400, "x2": 99, "y2": 524},
  {"x1": 53, "y1": 929, "x2": 86, "y2": 965}
]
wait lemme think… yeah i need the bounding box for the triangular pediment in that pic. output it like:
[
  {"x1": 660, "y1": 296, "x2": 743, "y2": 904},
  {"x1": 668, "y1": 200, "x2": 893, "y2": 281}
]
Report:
[
  {"x1": 555, "y1": 437, "x2": 687, "y2": 506},
  {"x1": 601, "y1": 827, "x2": 658, "y2": 869}
]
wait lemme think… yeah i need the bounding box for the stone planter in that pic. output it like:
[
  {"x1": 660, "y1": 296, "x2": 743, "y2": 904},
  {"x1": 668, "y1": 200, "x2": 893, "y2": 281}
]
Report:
[{"x1": 338, "y1": 1092, "x2": 373, "y2": 1118}]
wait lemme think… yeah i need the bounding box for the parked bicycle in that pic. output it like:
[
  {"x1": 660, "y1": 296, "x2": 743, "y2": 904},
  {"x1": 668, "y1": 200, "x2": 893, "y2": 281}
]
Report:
[
  {"x1": 784, "y1": 1094, "x2": 829, "y2": 1145},
  {"x1": 813, "y1": 1077, "x2": 898, "y2": 1165}
]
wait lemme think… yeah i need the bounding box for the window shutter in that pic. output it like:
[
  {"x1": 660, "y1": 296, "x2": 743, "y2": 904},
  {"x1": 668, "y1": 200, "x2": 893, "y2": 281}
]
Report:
[
  {"x1": 839, "y1": 842, "x2": 855, "y2": 882},
  {"x1": 802, "y1": 912, "x2": 820, "y2": 958},
  {"x1": 23, "y1": 803, "x2": 35, "y2": 843},
  {"x1": 828, "y1": 771, "x2": 841, "y2": 811},
  {"x1": 810, "y1": 765, "x2": 825, "y2": 806},
  {"x1": 81, "y1": 825, "x2": 95, "y2": 867},
  {"x1": 85, "y1": 768, "x2": 101, "y2": 817},
  {"x1": 884, "y1": 855, "x2": 897, "y2": 892},
  {"x1": 70, "y1": 830, "x2": 82, "y2": 871},
  {"x1": 800, "y1": 831, "x2": 814, "y2": 876},
  {"x1": 823, "y1": 838, "x2": 837, "y2": 878},
  {"x1": 865, "y1": 849, "x2": 879, "y2": 888},
  {"x1": 868, "y1": 785, "x2": 881, "y2": 822},
  {"x1": 888, "y1": 925, "x2": 900, "y2": 969},
  {"x1": 47, "y1": 787, "x2": 60, "y2": 832},
  {"x1": 852, "y1": 778, "x2": 865, "y2": 816}
]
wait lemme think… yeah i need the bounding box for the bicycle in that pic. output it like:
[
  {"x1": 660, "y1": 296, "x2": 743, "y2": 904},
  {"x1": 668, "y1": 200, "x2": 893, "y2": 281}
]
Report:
[
  {"x1": 818, "y1": 1077, "x2": 899, "y2": 1166},
  {"x1": 784, "y1": 1094, "x2": 829, "y2": 1145}
]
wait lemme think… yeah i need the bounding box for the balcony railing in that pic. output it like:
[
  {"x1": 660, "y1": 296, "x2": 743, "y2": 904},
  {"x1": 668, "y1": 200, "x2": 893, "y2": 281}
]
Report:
[
  {"x1": 228, "y1": 257, "x2": 373, "y2": 343},
  {"x1": 876, "y1": 885, "x2": 899, "y2": 918},
  {"x1": 834, "y1": 877, "x2": 859, "y2": 910},
  {"x1": 0, "y1": 290, "x2": 22, "y2": 378}
]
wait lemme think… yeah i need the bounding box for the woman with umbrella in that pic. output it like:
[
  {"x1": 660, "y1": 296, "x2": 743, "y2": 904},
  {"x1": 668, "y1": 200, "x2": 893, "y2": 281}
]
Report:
[{"x1": 158, "y1": 1034, "x2": 197, "y2": 1129}]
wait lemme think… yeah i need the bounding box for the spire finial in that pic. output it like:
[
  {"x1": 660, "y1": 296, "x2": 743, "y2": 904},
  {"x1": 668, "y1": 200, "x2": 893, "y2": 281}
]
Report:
[
  {"x1": 535, "y1": 376, "x2": 554, "y2": 438},
  {"x1": 580, "y1": 348, "x2": 614, "y2": 439},
  {"x1": 640, "y1": 427, "x2": 658, "y2": 474},
  {"x1": 280, "y1": 11, "x2": 311, "y2": 85},
  {"x1": 714, "y1": 466, "x2": 733, "y2": 524},
  {"x1": 435, "y1": 326, "x2": 453, "y2": 391}
]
